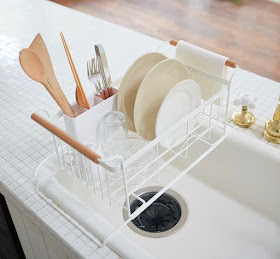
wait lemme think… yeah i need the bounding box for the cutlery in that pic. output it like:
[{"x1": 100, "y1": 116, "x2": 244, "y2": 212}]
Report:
[
  {"x1": 87, "y1": 57, "x2": 105, "y2": 99},
  {"x1": 19, "y1": 48, "x2": 76, "y2": 118},
  {"x1": 94, "y1": 45, "x2": 109, "y2": 99},
  {"x1": 60, "y1": 32, "x2": 90, "y2": 110},
  {"x1": 97, "y1": 44, "x2": 113, "y2": 97},
  {"x1": 94, "y1": 79, "x2": 105, "y2": 99}
]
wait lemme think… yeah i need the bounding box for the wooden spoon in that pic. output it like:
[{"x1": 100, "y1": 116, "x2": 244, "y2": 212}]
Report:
[
  {"x1": 28, "y1": 33, "x2": 76, "y2": 117},
  {"x1": 19, "y1": 48, "x2": 76, "y2": 118}
]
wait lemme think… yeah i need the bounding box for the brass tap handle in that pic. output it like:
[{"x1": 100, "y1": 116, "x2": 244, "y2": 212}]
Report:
[{"x1": 232, "y1": 93, "x2": 256, "y2": 128}]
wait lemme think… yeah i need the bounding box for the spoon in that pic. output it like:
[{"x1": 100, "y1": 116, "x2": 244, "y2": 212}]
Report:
[{"x1": 19, "y1": 48, "x2": 76, "y2": 118}]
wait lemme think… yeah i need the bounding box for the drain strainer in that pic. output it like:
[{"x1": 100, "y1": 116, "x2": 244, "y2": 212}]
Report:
[{"x1": 123, "y1": 187, "x2": 188, "y2": 238}]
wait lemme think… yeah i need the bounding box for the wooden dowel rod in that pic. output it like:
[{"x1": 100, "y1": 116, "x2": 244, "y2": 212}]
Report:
[
  {"x1": 31, "y1": 113, "x2": 101, "y2": 164},
  {"x1": 170, "y1": 40, "x2": 179, "y2": 47},
  {"x1": 169, "y1": 40, "x2": 236, "y2": 68}
]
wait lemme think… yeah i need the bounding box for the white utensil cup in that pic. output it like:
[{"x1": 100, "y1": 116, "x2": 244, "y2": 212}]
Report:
[{"x1": 63, "y1": 87, "x2": 119, "y2": 146}]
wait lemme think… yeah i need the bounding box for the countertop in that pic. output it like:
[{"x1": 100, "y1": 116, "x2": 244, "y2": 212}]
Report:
[{"x1": 0, "y1": 0, "x2": 279, "y2": 258}]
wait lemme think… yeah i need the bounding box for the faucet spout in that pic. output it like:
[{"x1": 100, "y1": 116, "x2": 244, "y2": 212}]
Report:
[
  {"x1": 273, "y1": 101, "x2": 280, "y2": 121},
  {"x1": 263, "y1": 98, "x2": 280, "y2": 144}
]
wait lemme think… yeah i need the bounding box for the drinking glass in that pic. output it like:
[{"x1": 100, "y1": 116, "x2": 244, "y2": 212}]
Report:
[
  {"x1": 102, "y1": 111, "x2": 128, "y2": 150},
  {"x1": 104, "y1": 137, "x2": 156, "y2": 184}
]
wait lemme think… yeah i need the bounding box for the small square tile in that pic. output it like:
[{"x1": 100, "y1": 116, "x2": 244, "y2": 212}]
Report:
[
  {"x1": 72, "y1": 238, "x2": 85, "y2": 251},
  {"x1": 105, "y1": 251, "x2": 119, "y2": 259},
  {"x1": 56, "y1": 225, "x2": 69, "y2": 237},
  {"x1": 64, "y1": 232, "x2": 77, "y2": 244},
  {"x1": 96, "y1": 246, "x2": 111, "y2": 257},
  {"x1": 44, "y1": 213, "x2": 56, "y2": 225},
  {"x1": 37, "y1": 208, "x2": 49, "y2": 218},
  {"x1": 79, "y1": 245, "x2": 95, "y2": 258},
  {"x1": 30, "y1": 203, "x2": 41, "y2": 213}
]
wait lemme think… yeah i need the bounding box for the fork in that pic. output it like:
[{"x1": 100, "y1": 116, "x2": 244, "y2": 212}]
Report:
[
  {"x1": 93, "y1": 79, "x2": 104, "y2": 98},
  {"x1": 87, "y1": 58, "x2": 105, "y2": 99}
]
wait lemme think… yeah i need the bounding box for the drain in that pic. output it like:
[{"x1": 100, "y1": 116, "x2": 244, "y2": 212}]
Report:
[{"x1": 123, "y1": 187, "x2": 188, "y2": 238}]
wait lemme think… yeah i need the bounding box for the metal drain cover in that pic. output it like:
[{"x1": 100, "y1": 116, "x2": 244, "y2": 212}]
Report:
[{"x1": 123, "y1": 187, "x2": 188, "y2": 238}]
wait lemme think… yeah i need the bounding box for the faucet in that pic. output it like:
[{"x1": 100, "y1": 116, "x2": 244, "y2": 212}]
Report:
[{"x1": 263, "y1": 98, "x2": 280, "y2": 144}]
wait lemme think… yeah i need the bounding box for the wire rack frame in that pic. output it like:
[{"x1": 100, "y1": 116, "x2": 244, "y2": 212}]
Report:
[{"x1": 34, "y1": 61, "x2": 239, "y2": 247}]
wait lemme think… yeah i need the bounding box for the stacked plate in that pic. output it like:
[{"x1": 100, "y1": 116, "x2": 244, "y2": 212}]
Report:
[
  {"x1": 118, "y1": 53, "x2": 201, "y2": 148},
  {"x1": 118, "y1": 53, "x2": 167, "y2": 132}
]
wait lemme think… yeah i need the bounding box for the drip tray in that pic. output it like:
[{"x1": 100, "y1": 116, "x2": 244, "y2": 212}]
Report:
[{"x1": 123, "y1": 187, "x2": 188, "y2": 238}]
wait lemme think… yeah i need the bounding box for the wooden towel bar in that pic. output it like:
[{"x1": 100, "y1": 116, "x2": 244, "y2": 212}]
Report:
[{"x1": 170, "y1": 40, "x2": 236, "y2": 68}]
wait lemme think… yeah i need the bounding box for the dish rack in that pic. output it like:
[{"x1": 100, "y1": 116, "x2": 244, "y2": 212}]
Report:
[{"x1": 33, "y1": 51, "x2": 239, "y2": 247}]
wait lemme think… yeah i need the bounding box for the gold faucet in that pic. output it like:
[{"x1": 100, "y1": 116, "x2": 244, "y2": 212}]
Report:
[{"x1": 263, "y1": 98, "x2": 280, "y2": 144}]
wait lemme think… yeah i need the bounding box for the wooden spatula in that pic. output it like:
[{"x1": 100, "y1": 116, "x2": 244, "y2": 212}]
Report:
[
  {"x1": 19, "y1": 48, "x2": 76, "y2": 118},
  {"x1": 60, "y1": 32, "x2": 90, "y2": 110}
]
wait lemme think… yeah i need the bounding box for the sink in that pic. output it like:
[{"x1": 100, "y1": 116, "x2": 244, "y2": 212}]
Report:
[
  {"x1": 36, "y1": 129, "x2": 280, "y2": 259},
  {"x1": 188, "y1": 130, "x2": 280, "y2": 226}
]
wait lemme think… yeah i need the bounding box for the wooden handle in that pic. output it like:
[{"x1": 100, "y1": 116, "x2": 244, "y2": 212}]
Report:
[
  {"x1": 169, "y1": 40, "x2": 236, "y2": 68},
  {"x1": 31, "y1": 113, "x2": 101, "y2": 164},
  {"x1": 103, "y1": 89, "x2": 110, "y2": 99},
  {"x1": 100, "y1": 91, "x2": 105, "y2": 100},
  {"x1": 108, "y1": 87, "x2": 113, "y2": 97}
]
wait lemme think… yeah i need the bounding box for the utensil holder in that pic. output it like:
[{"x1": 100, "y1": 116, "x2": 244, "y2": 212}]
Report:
[{"x1": 63, "y1": 87, "x2": 119, "y2": 145}]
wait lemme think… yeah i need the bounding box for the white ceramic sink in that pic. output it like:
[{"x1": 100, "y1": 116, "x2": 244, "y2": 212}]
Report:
[{"x1": 36, "y1": 130, "x2": 280, "y2": 259}]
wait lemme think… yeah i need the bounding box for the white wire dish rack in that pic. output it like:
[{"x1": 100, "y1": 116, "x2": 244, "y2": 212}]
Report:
[{"x1": 33, "y1": 54, "x2": 239, "y2": 247}]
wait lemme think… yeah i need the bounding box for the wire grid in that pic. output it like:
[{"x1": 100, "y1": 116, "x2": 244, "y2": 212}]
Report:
[{"x1": 35, "y1": 63, "x2": 238, "y2": 246}]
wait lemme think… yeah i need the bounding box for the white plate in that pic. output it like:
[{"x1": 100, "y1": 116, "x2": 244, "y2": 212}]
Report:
[
  {"x1": 155, "y1": 79, "x2": 201, "y2": 148},
  {"x1": 134, "y1": 59, "x2": 189, "y2": 140},
  {"x1": 117, "y1": 52, "x2": 167, "y2": 132}
]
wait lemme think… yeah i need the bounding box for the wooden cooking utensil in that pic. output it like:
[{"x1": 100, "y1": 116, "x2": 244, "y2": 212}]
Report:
[
  {"x1": 60, "y1": 32, "x2": 90, "y2": 110},
  {"x1": 27, "y1": 33, "x2": 76, "y2": 118},
  {"x1": 19, "y1": 48, "x2": 76, "y2": 118}
]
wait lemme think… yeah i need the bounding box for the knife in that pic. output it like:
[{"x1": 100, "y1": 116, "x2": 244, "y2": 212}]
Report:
[
  {"x1": 94, "y1": 45, "x2": 110, "y2": 99},
  {"x1": 96, "y1": 44, "x2": 113, "y2": 97}
]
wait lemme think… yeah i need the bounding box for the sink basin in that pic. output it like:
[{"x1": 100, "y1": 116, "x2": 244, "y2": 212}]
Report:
[{"x1": 36, "y1": 130, "x2": 280, "y2": 259}]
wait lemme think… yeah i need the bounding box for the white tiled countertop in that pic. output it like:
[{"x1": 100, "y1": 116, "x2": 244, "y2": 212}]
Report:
[{"x1": 0, "y1": 0, "x2": 279, "y2": 258}]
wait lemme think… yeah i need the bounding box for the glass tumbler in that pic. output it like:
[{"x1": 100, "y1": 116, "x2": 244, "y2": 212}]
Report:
[
  {"x1": 104, "y1": 137, "x2": 156, "y2": 184},
  {"x1": 102, "y1": 111, "x2": 128, "y2": 151}
]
